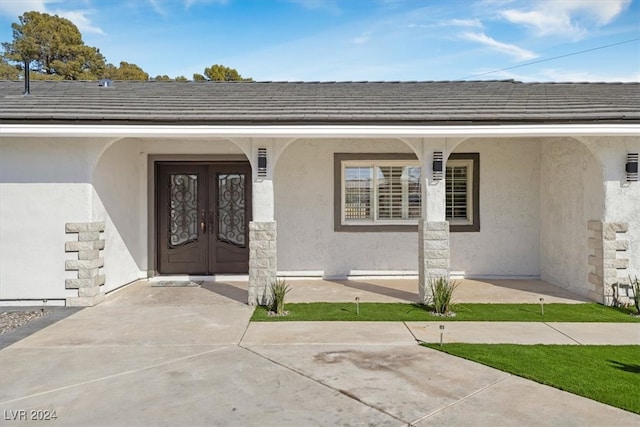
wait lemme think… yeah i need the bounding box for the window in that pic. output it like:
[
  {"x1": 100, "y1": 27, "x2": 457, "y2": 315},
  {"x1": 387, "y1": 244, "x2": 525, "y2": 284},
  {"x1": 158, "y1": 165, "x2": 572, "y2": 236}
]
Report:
[
  {"x1": 335, "y1": 154, "x2": 419, "y2": 232},
  {"x1": 447, "y1": 153, "x2": 480, "y2": 232},
  {"x1": 334, "y1": 153, "x2": 479, "y2": 232}
]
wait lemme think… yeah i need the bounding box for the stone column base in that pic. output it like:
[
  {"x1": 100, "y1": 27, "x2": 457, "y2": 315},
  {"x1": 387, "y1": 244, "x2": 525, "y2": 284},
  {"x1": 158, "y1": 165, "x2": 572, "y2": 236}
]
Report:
[
  {"x1": 248, "y1": 221, "x2": 277, "y2": 306},
  {"x1": 587, "y1": 220, "x2": 629, "y2": 306},
  {"x1": 65, "y1": 221, "x2": 106, "y2": 307},
  {"x1": 418, "y1": 220, "x2": 450, "y2": 304}
]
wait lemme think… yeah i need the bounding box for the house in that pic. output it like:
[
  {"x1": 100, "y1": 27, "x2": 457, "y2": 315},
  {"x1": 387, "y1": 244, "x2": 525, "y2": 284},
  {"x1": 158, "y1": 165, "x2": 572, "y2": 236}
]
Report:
[{"x1": 0, "y1": 79, "x2": 638, "y2": 307}]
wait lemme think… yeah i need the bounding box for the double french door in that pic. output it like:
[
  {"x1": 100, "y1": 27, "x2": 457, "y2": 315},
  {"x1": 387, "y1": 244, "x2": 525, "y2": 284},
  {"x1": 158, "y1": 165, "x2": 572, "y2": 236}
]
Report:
[{"x1": 156, "y1": 162, "x2": 251, "y2": 274}]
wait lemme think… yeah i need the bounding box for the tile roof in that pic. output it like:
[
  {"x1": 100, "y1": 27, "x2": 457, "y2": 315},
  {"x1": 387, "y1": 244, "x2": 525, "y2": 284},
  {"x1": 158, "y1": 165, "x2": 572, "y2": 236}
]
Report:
[{"x1": 1, "y1": 80, "x2": 639, "y2": 124}]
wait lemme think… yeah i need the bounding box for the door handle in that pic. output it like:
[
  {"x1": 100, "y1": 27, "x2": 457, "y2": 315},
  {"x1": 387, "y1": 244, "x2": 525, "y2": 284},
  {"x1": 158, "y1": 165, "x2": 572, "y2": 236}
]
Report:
[{"x1": 200, "y1": 211, "x2": 206, "y2": 234}]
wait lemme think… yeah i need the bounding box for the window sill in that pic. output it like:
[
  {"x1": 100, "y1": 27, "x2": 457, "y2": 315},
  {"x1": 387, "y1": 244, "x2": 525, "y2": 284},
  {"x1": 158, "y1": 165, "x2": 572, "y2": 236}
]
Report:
[
  {"x1": 449, "y1": 223, "x2": 480, "y2": 232},
  {"x1": 335, "y1": 223, "x2": 419, "y2": 232}
]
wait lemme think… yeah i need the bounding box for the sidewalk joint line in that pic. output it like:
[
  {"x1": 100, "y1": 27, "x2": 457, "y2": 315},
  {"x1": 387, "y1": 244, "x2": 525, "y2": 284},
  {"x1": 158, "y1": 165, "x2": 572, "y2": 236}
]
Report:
[
  {"x1": 543, "y1": 322, "x2": 583, "y2": 345},
  {"x1": 237, "y1": 317, "x2": 252, "y2": 346},
  {"x1": 239, "y1": 344, "x2": 408, "y2": 425},
  {"x1": 409, "y1": 374, "x2": 512, "y2": 425},
  {"x1": 402, "y1": 321, "x2": 422, "y2": 344},
  {"x1": 0, "y1": 346, "x2": 231, "y2": 405}
]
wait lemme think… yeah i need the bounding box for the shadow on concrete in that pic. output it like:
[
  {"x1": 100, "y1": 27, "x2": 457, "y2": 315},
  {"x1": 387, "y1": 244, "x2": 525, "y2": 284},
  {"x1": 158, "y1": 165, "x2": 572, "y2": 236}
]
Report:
[
  {"x1": 0, "y1": 307, "x2": 83, "y2": 350},
  {"x1": 473, "y1": 279, "x2": 590, "y2": 302},
  {"x1": 200, "y1": 281, "x2": 248, "y2": 305},
  {"x1": 326, "y1": 279, "x2": 419, "y2": 302}
]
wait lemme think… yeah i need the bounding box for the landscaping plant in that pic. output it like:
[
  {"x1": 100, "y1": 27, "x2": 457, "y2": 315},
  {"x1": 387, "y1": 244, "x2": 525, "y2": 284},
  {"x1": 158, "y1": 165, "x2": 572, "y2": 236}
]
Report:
[
  {"x1": 269, "y1": 279, "x2": 291, "y2": 315},
  {"x1": 631, "y1": 276, "x2": 640, "y2": 315},
  {"x1": 428, "y1": 277, "x2": 459, "y2": 315}
]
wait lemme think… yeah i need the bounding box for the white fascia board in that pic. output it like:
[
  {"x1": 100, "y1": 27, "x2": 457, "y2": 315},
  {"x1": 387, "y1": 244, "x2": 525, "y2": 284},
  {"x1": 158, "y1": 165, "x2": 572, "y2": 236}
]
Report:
[{"x1": 1, "y1": 124, "x2": 639, "y2": 138}]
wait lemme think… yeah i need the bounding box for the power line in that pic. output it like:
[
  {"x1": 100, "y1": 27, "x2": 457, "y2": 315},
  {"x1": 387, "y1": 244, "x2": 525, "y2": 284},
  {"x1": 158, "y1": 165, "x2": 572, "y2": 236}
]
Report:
[{"x1": 458, "y1": 37, "x2": 640, "y2": 80}]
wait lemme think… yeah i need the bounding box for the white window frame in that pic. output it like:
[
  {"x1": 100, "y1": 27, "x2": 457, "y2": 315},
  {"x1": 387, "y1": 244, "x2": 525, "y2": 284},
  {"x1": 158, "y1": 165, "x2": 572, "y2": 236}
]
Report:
[
  {"x1": 446, "y1": 159, "x2": 474, "y2": 226},
  {"x1": 341, "y1": 160, "x2": 421, "y2": 226}
]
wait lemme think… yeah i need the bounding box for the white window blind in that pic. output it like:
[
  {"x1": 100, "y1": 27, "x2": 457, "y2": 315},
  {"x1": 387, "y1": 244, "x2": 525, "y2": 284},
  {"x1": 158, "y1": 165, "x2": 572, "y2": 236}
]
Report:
[
  {"x1": 343, "y1": 161, "x2": 421, "y2": 224},
  {"x1": 446, "y1": 159, "x2": 473, "y2": 224}
]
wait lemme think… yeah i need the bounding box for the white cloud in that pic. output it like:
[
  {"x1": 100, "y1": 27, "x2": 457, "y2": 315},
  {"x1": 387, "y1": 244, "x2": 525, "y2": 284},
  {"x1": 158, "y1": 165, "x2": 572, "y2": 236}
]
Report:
[
  {"x1": 462, "y1": 31, "x2": 538, "y2": 61},
  {"x1": 55, "y1": 10, "x2": 105, "y2": 35},
  {"x1": 147, "y1": 0, "x2": 168, "y2": 16},
  {"x1": 184, "y1": 0, "x2": 229, "y2": 9},
  {"x1": 0, "y1": 0, "x2": 49, "y2": 17},
  {"x1": 468, "y1": 67, "x2": 640, "y2": 83},
  {"x1": 408, "y1": 18, "x2": 483, "y2": 30},
  {"x1": 539, "y1": 68, "x2": 640, "y2": 83},
  {"x1": 285, "y1": 0, "x2": 341, "y2": 14},
  {"x1": 352, "y1": 31, "x2": 371, "y2": 45},
  {"x1": 0, "y1": 0, "x2": 105, "y2": 35},
  {"x1": 447, "y1": 18, "x2": 483, "y2": 28},
  {"x1": 500, "y1": 0, "x2": 632, "y2": 39}
]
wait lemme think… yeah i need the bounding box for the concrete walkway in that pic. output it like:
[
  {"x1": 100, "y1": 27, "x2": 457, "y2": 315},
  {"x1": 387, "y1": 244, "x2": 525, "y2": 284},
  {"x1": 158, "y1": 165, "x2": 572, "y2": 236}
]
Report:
[{"x1": 1, "y1": 281, "x2": 639, "y2": 426}]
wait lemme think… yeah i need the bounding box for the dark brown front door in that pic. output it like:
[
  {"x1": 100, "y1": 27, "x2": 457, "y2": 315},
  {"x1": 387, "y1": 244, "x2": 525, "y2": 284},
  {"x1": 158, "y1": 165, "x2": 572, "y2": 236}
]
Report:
[{"x1": 157, "y1": 162, "x2": 252, "y2": 274}]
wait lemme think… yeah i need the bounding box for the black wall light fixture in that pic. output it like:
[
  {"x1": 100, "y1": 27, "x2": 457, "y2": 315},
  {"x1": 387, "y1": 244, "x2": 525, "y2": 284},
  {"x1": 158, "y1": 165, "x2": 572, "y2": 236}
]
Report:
[
  {"x1": 257, "y1": 148, "x2": 267, "y2": 178},
  {"x1": 626, "y1": 153, "x2": 638, "y2": 182},
  {"x1": 433, "y1": 151, "x2": 444, "y2": 180}
]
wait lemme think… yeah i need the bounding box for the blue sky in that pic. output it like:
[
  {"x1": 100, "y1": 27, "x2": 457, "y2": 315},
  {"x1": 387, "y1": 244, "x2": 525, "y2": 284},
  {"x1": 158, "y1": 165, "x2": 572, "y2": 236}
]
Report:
[{"x1": 1, "y1": 0, "x2": 638, "y2": 81}]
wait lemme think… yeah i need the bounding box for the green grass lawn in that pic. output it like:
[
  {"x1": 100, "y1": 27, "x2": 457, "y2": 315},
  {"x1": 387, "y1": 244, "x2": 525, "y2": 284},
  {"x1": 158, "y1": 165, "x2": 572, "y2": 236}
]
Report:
[
  {"x1": 251, "y1": 302, "x2": 640, "y2": 322},
  {"x1": 422, "y1": 344, "x2": 640, "y2": 414}
]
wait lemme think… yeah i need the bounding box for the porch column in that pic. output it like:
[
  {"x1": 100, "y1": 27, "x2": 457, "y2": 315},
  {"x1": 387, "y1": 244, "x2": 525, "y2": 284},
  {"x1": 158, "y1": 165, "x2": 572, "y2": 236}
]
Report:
[
  {"x1": 248, "y1": 141, "x2": 277, "y2": 306},
  {"x1": 584, "y1": 136, "x2": 639, "y2": 305},
  {"x1": 418, "y1": 139, "x2": 450, "y2": 304}
]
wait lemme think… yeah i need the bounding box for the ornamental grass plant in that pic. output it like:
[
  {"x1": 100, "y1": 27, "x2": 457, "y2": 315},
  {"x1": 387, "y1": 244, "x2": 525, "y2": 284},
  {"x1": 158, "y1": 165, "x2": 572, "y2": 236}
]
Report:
[{"x1": 428, "y1": 277, "x2": 459, "y2": 315}]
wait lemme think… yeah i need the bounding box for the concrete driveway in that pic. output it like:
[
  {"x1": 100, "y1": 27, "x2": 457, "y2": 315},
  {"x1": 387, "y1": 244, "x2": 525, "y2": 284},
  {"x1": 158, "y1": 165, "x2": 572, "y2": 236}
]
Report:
[{"x1": 1, "y1": 281, "x2": 638, "y2": 426}]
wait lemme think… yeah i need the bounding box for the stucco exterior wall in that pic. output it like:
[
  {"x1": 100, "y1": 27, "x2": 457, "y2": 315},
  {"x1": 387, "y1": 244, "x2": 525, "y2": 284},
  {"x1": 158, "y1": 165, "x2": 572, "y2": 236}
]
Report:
[
  {"x1": 0, "y1": 138, "x2": 107, "y2": 300},
  {"x1": 449, "y1": 138, "x2": 541, "y2": 278},
  {"x1": 274, "y1": 138, "x2": 418, "y2": 277},
  {"x1": 92, "y1": 138, "x2": 147, "y2": 292},
  {"x1": 539, "y1": 137, "x2": 604, "y2": 298},
  {"x1": 590, "y1": 136, "x2": 640, "y2": 279}
]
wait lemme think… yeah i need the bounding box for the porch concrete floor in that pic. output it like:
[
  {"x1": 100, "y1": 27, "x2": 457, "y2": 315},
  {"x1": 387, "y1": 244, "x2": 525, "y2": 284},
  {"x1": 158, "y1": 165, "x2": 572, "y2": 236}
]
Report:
[{"x1": 122, "y1": 277, "x2": 590, "y2": 304}]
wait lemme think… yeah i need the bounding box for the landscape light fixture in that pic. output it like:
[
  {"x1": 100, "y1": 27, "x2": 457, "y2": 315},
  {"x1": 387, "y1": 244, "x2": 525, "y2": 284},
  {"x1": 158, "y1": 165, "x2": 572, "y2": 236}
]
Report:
[
  {"x1": 626, "y1": 153, "x2": 638, "y2": 182},
  {"x1": 433, "y1": 152, "x2": 444, "y2": 180}
]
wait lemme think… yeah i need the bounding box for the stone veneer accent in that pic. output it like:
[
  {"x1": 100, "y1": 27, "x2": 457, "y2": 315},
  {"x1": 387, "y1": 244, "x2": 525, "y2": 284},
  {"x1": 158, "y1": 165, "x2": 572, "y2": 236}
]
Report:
[
  {"x1": 587, "y1": 220, "x2": 629, "y2": 305},
  {"x1": 248, "y1": 221, "x2": 277, "y2": 305},
  {"x1": 418, "y1": 220, "x2": 450, "y2": 303},
  {"x1": 65, "y1": 221, "x2": 106, "y2": 307}
]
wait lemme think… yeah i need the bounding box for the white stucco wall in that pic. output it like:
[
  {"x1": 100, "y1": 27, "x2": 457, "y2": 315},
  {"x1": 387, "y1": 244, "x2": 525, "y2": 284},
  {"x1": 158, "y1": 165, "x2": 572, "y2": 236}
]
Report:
[
  {"x1": 449, "y1": 138, "x2": 541, "y2": 277},
  {"x1": 275, "y1": 137, "x2": 545, "y2": 278},
  {"x1": 589, "y1": 136, "x2": 640, "y2": 279},
  {"x1": 92, "y1": 138, "x2": 147, "y2": 292},
  {"x1": 0, "y1": 138, "x2": 108, "y2": 300},
  {"x1": 539, "y1": 138, "x2": 603, "y2": 298},
  {"x1": 274, "y1": 138, "x2": 418, "y2": 277}
]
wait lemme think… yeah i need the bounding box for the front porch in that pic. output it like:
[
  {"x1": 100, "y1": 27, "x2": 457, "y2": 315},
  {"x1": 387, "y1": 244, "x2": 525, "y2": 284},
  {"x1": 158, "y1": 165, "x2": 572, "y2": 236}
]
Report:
[{"x1": 113, "y1": 277, "x2": 589, "y2": 305}]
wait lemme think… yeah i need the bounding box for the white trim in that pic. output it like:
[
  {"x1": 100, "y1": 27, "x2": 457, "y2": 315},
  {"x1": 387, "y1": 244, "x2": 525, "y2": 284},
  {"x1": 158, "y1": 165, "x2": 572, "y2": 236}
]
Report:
[
  {"x1": 446, "y1": 158, "x2": 474, "y2": 225},
  {"x1": 148, "y1": 275, "x2": 249, "y2": 282},
  {"x1": 0, "y1": 299, "x2": 66, "y2": 307},
  {"x1": 1, "y1": 124, "x2": 639, "y2": 138},
  {"x1": 464, "y1": 274, "x2": 541, "y2": 280},
  {"x1": 341, "y1": 160, "x2": 421, "y2": 225},
  {"x1": 278, "y1": 270, "x2": 325, "y2": 278}
]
